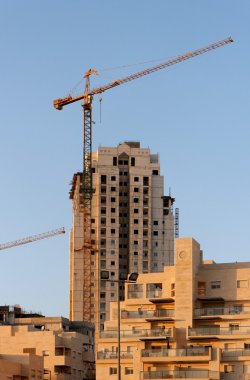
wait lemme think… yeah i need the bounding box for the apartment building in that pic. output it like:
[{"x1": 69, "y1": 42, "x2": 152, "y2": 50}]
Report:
[
  {"x1": 0, "y1": 354, "x2": 43, "y2": 380},
  {"x1": 96, "y1": 237, "x2": 250, "y2": 380},
  {"x1": 0, "y1": 308, "x2": 95, "y2": 380},
  {"x1": 69, "y1": 141, "x2": 175, "y2": 328}
]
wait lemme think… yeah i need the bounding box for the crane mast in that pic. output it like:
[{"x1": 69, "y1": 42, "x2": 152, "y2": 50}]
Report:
[
  {"x1": 54, "y1": 37, "x2": 233, "y2": 323},
  {"x1": 0, "y1": 227, "x2": 65, "y2": 251}
]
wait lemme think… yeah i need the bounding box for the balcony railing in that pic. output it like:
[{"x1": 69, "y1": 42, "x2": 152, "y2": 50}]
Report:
[
  {"x1": 127, "y1": 291, "x2": 144, "y2": 299},
  {"x1": 194, "y1": 306, "x2": 250, "y2": 317},
  {"x1": 141, "y1": 347, "x2": 209, "y2": 358},
  {"x1": 147, "y1": 290, "x2": 163, "y2": 298},
  {"x1": 97, "y1": 351, "x2": 133, "y2": 359},
  {"x1": 100, "y1": 328, "x2": 172, "y2": 339},
  {"x1": 121, "y1": 309, "x2": 174, "y2": 319},
  {"x1": 142, "y1": 369, "x2": 214, "y2": 379},
  {"x1": 189, "y1": 326, "x2": 250, "y2": 336},
  {"x1": 222, "y1": 348, "x2": 250, "y2": 357}
]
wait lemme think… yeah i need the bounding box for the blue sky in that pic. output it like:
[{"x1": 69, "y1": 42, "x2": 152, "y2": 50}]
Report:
[{"x1": 0, "y1": 1, "x2": 249, "y2": 317}]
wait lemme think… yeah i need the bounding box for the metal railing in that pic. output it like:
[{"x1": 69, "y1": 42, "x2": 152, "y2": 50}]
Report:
[
  {"x1": 121, "y1": 309, "x2": 174, "y2": 319},
  {"x1": 97, "y1": 351, "x2": 133, "y2": 359},
  {"x1": 222, "y1": 348, "x2": 250, "y2": 357},
  {"x1": 141, "y1": 347, "x2": 209, "y2": 358},
  {"x1": 100, "y1": 328, "x2": 172, "y2": 339},
  {"x1": 142, "y1": 369, "x2": 213, "y2": 379},
  {"x1": 189, "y1": 326, "x2": 250, "y2": 336},
  {"x1": 194, "y1": 306, "x2": 249, "y2": 317}
]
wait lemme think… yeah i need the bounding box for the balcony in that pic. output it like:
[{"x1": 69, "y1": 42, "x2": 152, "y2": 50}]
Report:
[
  {"x1": 142, "y1": 369, "x2": 217, "y2": 379},
  {"x1": 121, "y1": 309, "x2": 174, "y2": 320},
  {"x1": 97, "y1": 351, "x2": 133, "y2": 360},
  {"x1": 99, "y1": 328, "x2": 172, "y2": 340},
  {"x1": 189, "y1": 326, "x2": 250, "y2": 339},
  {"x1": 121, "y1": 310, "x2": 155, "y2": 319},
  {"x1": 141, "y1": 347, "x2": 210, "y2": 362},
  {"x1": 222, "y1": 348, "x2": 250, "y2": 360},
  {"x1": 194, "y1": 306, "x2": 250, "y2": 318}
]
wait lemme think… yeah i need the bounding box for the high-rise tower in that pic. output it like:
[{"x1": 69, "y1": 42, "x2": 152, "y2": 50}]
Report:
[{"x1": 69, "y1": 142, "x2": 175, "y2": 329}]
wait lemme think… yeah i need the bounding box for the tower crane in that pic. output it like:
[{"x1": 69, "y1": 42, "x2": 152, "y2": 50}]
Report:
[
  {"x1": 53, "y1": 37, "x2": 233, "y2": 322},
  {"x1": 0, "y1": 227, "x2": 65, "y2": 251}
]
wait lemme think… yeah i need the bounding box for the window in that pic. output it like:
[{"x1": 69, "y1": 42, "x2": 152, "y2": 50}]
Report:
[
  {"x1": 134, "y1": 219, "x2": 139, "y2": 224},
  {"x1": 111, "y1": 197, "x2": 116, "y2": 202},
  {"x1": 146, "y1": 283, "x2": 162, "y2": 298},
  {"x1": 109, "y1": 367, "x2": 117, "y2": 375},
  {"x1": 101, "y1": 218, "x2": 106, "y2": 225},
  {"x1": 134, "y1": 177, "x2": 139, "y2": 182},
  {"x1": 111, "y1": 175, "x2": 116, "y2": 181},
  {"x1": 134, "y1": 198, "x2": 139, "y2": 203},
  {"x1": 131, "y1": 157, "x2": 135, "y2": 166},
  {"x1": 152, "y1": 169, "x2": 159, "y2": 175},
  {"x1": 237, "y1": 280, "x2": 248, "y2": 288},
  {"x1": 111, "y1": 229, "x2": 115, "y2": 234},
  {"x1": 91, "y1": 218, "x2": 95, "y2": 223},
  {"x1": 134, "y1": 230, "x2": 138, "y2": 234},
  {"x1": 143, "y1": 176, "x2": 149, "y2": 186},
  {"x1": 128, "y1": 283, "x2": 143, "y2": 299},
  {"x1": 153, "y1": 231, "x2": 158, "y2": 236},
  {"x1": 153, "y1": 220, "x2": 158, "y2": 225},
  {"x1": 100, "y1": 292, "x2": 106, "y2": 299},
  {"x1": 113, "y1": 157, "x2": 117, "y2": 166},
  {"x1": 211, "y1": 281, "x2": 221, "y2": 289},
  {"x1": 134, "y1": 252, "x2": 138, "y2": 256},
  {"x1": 111, "y1": 261, "x2": 115, "y2": 266},
  {"x1": 23, "y1": 348, "x2": 36, "y2": 354},
  {"x1": 101, "y1": 208, "x2": 106, "y2": 215},
  {"x1": 134, "y1": 187, "x2": 139, "y2": 192},
  {"x1": 111, "y1": 218, "x2": 116, "y2": 223},
  {"x1": 125, "y1": 367, "x2": 133, "y2": 375},
  {"x1": 134, "y1": 209, "x2": 139, "y2": 214},
  {"x1": 198, "y1": 282, "x2": 206, "y2": 296},
  {"x1": 101, "y1": 175, "x2": 107, "y2": 184},
  {"x1": 229, "y1": 323, "x2": 239, "y2": 331},
  {"x1": 111, "y1": 187, "x2": 116, "y2": 191},
  {"x1": 244, "y1": 343, "x2": 250, "y2": 349},
  {"x1": 111, "y1": 208, "x2": 116, "y2": 213},
  {"x1": 110, "y1": 250, "x2": 115, "y2": 255}
]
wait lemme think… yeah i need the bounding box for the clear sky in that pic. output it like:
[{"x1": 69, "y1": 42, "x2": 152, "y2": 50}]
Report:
[{"x1": 0, "y1": 1, "x2": 249, "y2": 317}]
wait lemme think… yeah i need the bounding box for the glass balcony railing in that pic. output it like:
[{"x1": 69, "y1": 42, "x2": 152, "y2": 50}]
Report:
[
  {"x1": 142, "y1": 369, "x2": 214, "y2": 379},
  {"x1": 141, "y1": 347, "x2": 209, "y2": 358},
  {"x1": 100, "y1": 328, "x2": 172, "y2": 339},
  {"x1": 147, "y1": 290, "x2": 163, "y2": 298},
  {"x1": 121, "y1": 309, "x2": 174, "y2": 319},
  {"x1": 194, "y1": 306, "x2": 249, "y2": 317},
  {"x1": 97, "y1": 351, "x2": 133, "y2": 359},
  {"x1": 222, "y1": 348, "x2": 250, "y2": 357},
  {"x1": 189, "y1": 326, "x2": 250, "y2": 336}
]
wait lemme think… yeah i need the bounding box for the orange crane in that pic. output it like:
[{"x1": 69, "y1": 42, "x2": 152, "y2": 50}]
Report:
[
  {"x1": 0, "y1": 227, "x2": 65, "y2": 251},
  {"x1": 53, "y1": 37, "x2": 233, "y2": 322}
]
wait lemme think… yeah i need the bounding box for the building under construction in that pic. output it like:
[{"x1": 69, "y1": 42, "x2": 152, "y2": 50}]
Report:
[{"x1": 69, "y1": 141, "x2": 175, "y2": 329}]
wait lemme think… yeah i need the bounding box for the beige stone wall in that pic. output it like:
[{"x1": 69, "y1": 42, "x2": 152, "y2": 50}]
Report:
[{"x1": 95, "y1": 237, "x2": 250, "y2": 380}]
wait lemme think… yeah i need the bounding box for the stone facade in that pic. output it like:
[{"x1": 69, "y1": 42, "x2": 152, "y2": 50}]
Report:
[
  {"x1": 69, "y1": 141, "x2": 175, "y2": 328},
  {"x1": 96, "y1": 237, "x2": 250, "y2": 380}
]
